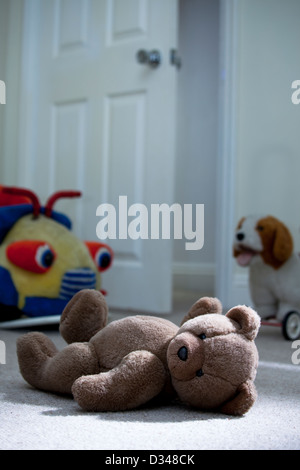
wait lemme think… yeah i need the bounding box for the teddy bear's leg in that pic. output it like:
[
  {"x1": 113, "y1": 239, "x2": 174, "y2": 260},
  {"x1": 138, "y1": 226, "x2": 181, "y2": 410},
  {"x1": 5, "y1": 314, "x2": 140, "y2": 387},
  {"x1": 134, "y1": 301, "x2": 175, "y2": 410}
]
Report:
[
  {"x1": 181, "y1": 297, "x2": 223, "y2": 325},
  {"x1": 72, "y1": 350, "x2": 167, "y2": 411},
  {"x1": 17, "y1": 332, "x2": 100, "y2": 394},
  {"x1": 59, "y1": 289, "x2": 108, "y2": 344}
]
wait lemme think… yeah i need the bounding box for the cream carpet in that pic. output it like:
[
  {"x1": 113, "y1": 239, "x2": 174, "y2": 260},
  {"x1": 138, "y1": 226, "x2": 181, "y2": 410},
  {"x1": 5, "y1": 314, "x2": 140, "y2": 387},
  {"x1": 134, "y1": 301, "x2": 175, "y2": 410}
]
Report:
[{"x1": 0, "y1": 292, "x2": 299, "y2": 451}]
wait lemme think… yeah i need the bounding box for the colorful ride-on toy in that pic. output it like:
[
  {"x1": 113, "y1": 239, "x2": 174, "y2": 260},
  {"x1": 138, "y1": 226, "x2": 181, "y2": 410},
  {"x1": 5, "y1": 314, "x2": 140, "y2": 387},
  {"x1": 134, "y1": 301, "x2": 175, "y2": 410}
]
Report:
[
  {"x1": 0, "y1": 185, "x2": 113, "y2": 322},
  {"x1": 262, "y1": 310, "x2": 300, "y2": 341}
]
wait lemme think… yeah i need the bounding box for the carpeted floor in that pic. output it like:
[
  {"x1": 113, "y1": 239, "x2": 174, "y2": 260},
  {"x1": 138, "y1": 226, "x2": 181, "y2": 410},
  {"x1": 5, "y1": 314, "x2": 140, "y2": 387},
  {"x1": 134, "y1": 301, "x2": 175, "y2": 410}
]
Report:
[{"x1": 0, "y1": 291, "x2": 299, "y2": 450}]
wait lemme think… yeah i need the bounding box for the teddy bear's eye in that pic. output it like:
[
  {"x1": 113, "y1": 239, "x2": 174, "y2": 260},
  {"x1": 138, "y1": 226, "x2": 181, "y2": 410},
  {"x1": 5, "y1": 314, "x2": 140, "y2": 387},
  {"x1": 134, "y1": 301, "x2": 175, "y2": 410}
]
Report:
[
  {"x1": 196, "y1": 369, "x2": 204, "y2": 377},
  {"x1": 198, "y1": 333, "x2": 206, "y2": 340}
]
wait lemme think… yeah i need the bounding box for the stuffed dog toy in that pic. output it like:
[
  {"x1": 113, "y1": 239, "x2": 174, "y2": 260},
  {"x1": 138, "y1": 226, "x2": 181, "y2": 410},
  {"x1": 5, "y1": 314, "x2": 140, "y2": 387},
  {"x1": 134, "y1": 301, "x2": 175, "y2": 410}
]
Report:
[
  {"x1": 233, "y1": 215, "x2": 300, "y2": 322},
  {"x1": 17, "y1": 289, "x2": 260, "y2": 416}
]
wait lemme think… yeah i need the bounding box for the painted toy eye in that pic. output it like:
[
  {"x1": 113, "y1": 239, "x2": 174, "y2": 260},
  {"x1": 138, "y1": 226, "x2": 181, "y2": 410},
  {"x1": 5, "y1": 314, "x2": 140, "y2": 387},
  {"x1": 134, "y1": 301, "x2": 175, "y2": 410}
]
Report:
[
  {"x1": 6, "y1": 240, "x2": 56, "y2": 274},
  {"x1": 36, "y1": 244, "x2": 55, "y2": 270},
  {"x1": 95, "y1": 247, "x2": 113, "y2": 272},
  {"x1": 84, "y1": 242, "x2": 114, "y2": 272}
]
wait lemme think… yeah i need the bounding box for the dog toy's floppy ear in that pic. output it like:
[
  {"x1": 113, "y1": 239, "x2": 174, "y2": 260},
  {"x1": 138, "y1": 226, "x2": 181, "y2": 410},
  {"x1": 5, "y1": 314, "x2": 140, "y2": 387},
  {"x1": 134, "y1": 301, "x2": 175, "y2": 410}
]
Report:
[
  {"x1": 273, "y1": 221, "x2": 293, "y2": 263},
  {"x1": 180, "y1": 297, "x2": 223, "y2": 326}
]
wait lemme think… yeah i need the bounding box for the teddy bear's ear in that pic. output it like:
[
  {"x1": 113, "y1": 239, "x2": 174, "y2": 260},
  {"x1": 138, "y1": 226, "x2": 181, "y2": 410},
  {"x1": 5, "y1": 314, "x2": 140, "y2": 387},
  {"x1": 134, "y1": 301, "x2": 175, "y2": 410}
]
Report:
[
  {"x1": 225, "y1": 305, "x2": 260, "y2": 340},
  {"x1": 180, "y1": 297, "x2": 223, "y2": 326},
  {"x1": 220, "y1": 381, "x2": 257, "y2": 416}
]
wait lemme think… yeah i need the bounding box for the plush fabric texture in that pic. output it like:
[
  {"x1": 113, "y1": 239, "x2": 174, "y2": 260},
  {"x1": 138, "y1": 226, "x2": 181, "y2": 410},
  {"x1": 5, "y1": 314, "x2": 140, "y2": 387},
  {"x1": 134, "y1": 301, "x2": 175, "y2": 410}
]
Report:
[
  {"x1": 17, "y1": 290, "x2": 260, "y2": 416},
  {"x1": 233, "y1": 214, "x2": 300, "y2": 321}
]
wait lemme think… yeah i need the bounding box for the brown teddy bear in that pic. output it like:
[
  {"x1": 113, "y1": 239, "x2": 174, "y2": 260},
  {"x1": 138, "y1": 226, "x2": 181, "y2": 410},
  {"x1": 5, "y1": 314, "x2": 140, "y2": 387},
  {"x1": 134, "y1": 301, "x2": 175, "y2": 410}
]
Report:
[{"x1": 17, "y1": 290, "x2": 260, "y2": 416}]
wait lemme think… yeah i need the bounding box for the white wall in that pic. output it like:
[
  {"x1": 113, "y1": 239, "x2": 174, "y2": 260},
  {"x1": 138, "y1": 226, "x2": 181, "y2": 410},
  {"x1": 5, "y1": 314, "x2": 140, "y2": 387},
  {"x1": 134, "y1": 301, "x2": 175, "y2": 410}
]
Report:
[
  {"x1": 0, "y1": 0, "x2": 24, "y2": 183},
  {"x1": 236, "y1": 0, "x2": 300, "y2": 245},
  {"x1": 173, "y1": 0, "x2": 220, "y2": 293},
  {"x1": 235, "y1": 0, "x2": 300, "y2": 290},
  {"x1": 0, "y1": 0, "x2": 10, "y2": 176},
  {"x1": 216, "y1": 0, "x2": 300, "y2": 308}
]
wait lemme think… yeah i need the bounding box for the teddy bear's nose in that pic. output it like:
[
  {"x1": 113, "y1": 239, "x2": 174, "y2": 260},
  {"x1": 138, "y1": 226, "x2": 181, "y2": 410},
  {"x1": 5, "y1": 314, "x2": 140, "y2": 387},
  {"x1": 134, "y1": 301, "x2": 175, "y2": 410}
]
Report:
[{"x1": 177, "y1": 346, "x2": 188, "y2": 361}]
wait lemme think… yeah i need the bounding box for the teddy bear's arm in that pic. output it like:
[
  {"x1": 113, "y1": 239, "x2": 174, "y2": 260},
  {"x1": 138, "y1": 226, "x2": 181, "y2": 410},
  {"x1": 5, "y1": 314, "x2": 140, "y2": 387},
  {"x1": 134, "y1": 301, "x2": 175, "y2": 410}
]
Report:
[
  {"x1": 219, "y1": 380, "x2": 257, "y2": 416},
  {"x1": 72, "y1": 350, "x2": 167, "y2": 411}
]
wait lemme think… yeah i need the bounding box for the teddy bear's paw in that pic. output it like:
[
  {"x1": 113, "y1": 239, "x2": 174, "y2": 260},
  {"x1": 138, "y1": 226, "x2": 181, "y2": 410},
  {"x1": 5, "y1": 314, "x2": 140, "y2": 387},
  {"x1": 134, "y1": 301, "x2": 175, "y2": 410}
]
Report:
[
  {"x1": 59, "y1": 289, "x2": 108, "y2": 344},
  {"x1": 220, "y1": 381, "x2": 258, "y2": 416},
  {"x1": 72, "y1": 350, "x2": 167, "y2": 412},
  {"x1": 17, "y1": 332, "x2": 58, "y2": 389}
]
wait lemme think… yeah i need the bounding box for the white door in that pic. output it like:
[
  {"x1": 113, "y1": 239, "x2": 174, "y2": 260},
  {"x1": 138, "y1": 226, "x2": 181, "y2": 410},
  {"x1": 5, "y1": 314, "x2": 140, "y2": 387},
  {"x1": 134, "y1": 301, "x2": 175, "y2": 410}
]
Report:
[{"x1": 18, "y1": 0, "x2": 179, "y2": 313}]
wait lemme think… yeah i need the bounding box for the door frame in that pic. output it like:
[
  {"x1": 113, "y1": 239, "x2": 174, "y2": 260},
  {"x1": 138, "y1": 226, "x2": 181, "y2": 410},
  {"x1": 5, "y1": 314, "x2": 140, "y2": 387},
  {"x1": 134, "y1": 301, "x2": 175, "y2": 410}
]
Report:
[{"x1": 215, "y1": 0, "x2": 248, "y2": 309}]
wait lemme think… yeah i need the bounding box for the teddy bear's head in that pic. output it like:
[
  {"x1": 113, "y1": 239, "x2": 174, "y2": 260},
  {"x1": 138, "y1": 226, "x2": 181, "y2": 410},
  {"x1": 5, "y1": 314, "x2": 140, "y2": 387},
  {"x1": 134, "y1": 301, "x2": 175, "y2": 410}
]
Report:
[{"x1": 167, "y1": 298, "x2": 260, "y2": 415}]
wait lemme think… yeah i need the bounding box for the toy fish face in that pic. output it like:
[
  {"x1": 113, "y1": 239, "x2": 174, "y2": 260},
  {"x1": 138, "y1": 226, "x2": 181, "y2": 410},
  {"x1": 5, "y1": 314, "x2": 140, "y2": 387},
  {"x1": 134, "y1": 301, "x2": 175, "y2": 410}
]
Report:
[
  {"x1": 0, "y1": 214, "x2": 113, "y2": 318},
  {"x1": 6, "y1": 240, "x2": 57, "y2": 274}
]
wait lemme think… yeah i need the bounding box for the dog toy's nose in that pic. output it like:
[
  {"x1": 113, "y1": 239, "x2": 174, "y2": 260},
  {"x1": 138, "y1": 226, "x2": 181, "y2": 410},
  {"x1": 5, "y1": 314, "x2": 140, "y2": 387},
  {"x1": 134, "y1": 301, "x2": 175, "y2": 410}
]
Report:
[
  {"x1": 236, "y1": 232, "x2": 245, "y2": 241},
  {"x1": 177, "y1": 346, "x2": 188, "y2": 361}
]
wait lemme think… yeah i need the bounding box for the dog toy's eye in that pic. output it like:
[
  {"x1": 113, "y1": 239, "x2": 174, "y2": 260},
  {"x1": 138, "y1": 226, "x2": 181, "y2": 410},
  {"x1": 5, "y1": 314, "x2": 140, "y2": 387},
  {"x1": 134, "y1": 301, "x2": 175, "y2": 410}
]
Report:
[
  {"x1": 196, "y1": 369, "x2": 204, "y2": 377},
  {"x1": 84, "y1": 242, "x2": 114, "y2": 272},
  {"x1": 256, "y1": 225, "x2": 264, "y2": 231},
  {"x1": 6, "y1": 240, "x2": 56, "y2": 274},
  {"x1": 198, "y1": 333, "x2": 206, "y2": 340}
]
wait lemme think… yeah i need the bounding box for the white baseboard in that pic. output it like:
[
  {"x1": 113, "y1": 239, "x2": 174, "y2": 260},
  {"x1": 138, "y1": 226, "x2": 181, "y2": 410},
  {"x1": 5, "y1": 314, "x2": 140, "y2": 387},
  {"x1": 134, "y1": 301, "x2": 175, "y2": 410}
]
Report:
[
  {"x1": 172, "y1": 263, "x2": 252, "y2": 309},
  {"x1": 230, "y1": 271, "x2": 252, "y2": 308},
  {"x1": 172, "y1": 262, "x2": 215, "y2": 295}
]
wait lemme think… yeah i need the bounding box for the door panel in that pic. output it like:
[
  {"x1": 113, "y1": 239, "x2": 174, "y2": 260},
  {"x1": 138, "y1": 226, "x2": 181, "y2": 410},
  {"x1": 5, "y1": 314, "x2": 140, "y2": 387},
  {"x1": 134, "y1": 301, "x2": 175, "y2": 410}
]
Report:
[{"x1": 19, "y1": 0, "x2": 179, "y2": 313}]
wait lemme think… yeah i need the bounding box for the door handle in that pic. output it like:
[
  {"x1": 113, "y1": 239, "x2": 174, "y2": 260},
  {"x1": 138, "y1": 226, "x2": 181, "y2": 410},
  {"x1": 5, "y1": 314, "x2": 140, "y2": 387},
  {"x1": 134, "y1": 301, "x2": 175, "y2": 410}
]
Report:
[{"x1": 136, "y1": 49, "x2": 161, "y2": 68}]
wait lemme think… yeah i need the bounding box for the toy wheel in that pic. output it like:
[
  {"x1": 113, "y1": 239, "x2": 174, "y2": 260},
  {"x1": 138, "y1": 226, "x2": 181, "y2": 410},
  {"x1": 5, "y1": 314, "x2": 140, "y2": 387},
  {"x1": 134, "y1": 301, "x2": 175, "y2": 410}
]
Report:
[{"x1": 282, "y1": 311, "x2": 300, "y2": 341}]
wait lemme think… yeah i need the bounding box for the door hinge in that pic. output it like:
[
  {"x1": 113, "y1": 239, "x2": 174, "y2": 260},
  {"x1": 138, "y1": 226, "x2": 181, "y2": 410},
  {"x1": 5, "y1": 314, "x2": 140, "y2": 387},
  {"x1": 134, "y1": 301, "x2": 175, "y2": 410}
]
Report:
[{"x1": 170, "y1": 49, "x2": 182, "y2": 70}]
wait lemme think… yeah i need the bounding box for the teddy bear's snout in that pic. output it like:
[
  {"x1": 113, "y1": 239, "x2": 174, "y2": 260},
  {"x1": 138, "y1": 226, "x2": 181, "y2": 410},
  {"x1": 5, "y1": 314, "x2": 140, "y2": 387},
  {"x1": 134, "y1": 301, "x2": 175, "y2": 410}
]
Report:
[
  {"x1": 167, "y1": 332, "x2": 205, "y2": 381},
  {"x1": 177, "y1": 346, "x2": 188, "y2": 361}
]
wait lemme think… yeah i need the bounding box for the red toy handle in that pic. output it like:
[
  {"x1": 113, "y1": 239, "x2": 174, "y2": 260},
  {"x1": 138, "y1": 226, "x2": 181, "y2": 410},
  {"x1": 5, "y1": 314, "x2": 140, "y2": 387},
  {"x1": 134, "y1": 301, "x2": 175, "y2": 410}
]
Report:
[{"x1": 44, "y1": 191, "x2": 82, "y2": 217}]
